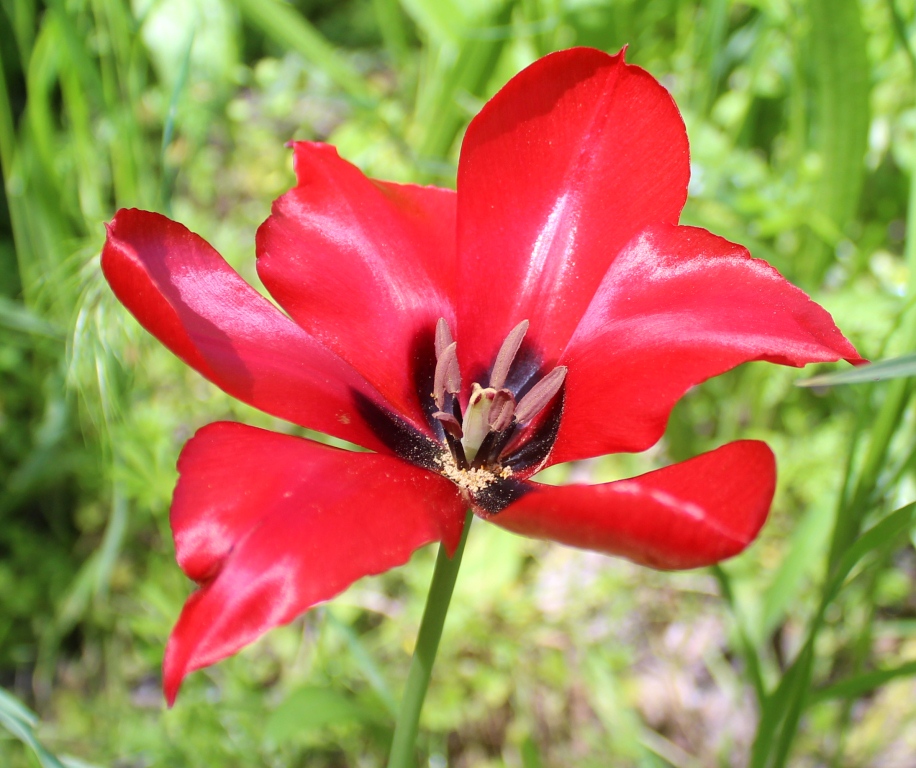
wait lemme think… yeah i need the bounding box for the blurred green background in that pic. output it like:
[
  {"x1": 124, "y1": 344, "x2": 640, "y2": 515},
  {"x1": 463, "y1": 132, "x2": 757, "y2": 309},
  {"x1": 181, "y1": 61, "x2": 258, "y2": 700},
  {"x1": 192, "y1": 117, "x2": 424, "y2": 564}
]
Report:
[{"x1": 2, "y1": 0, "x2": 916, "y2": 765}]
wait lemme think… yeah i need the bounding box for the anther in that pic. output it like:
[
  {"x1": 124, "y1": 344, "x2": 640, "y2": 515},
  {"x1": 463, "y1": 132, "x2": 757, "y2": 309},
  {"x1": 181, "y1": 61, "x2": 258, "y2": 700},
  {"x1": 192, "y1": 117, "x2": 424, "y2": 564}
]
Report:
[
  {"x1": 433, "y1": 340, "x2": 461, "y2": 410},
  {"x1": 515, "y1": 366, "x2": 567, "y2": 424},
  {"x1": 487, "y1": 389, "x2": 515, "y2": 432},
  {"x1": 432, "y1": 410, "x2": 463, "y2": 439},
  {"x1": 489, "y1": 319, "x2": 529, "y2": 390},
  {"x1": 435, "y1": 317, "x2": 455, "y2": 357},
  {"x1": 427, "y1": 317, "x2": 566, "y2": 476}
]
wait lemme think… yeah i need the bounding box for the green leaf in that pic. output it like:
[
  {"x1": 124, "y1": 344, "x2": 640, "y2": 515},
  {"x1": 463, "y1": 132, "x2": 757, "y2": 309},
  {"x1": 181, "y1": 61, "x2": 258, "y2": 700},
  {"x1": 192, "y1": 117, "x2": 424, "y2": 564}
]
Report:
[
  {"x1": 760, "y1": 502, "x2": 833, "y2": 636},
  {"x1": 371, "y1": 0, "x2": 410, "y2": 63},
  {"x1": 0, "y1": 687, "x2": 100, "y2": 768},
  {"x1": 802, "y1": 0, "x2": 870, "y2": 283},
  {"x1": 400, "y1": 0, "x2": 467, "y2": 43},
  {"x1": 233, "y1": 0, "x2": 375, "y2": 104},
  {"x1": 412, "y1": 0, "x2": 517, "y2": 170},
  {"x1": 327, "y1": 610, "x2": 398, "y2": 716},
  {"x1": 797, "y1": 354, "x2": 916, "y2": 387},
  {"x1": 810, "y1": 660, "x2": 916, "y2": 703},
  {"x1": 520, "y1": 736, "x2": 544, "y2": 768},
  {"x1": 824, "y1": 502, "x2": 916, "y2": 605},
  {"x1": 265, "y1": 686, "x2": 377, "y2": 743},
  {"x1": 0, "y1": 297, "x2": 64, "y2": 338},
  {"x1": 712, "y1": 564, "x2": 766, "y2": 706},
  {"x1": 751, "y1": 503, "x2": 916, "y2": 768}
]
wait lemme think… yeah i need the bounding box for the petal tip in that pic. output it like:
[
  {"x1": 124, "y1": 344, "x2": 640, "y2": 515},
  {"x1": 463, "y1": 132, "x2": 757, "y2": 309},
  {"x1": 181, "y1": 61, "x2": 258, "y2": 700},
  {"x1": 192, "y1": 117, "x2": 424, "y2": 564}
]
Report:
[{"x1": 162, "y1": 638, "x2": 185, "y2": 708}]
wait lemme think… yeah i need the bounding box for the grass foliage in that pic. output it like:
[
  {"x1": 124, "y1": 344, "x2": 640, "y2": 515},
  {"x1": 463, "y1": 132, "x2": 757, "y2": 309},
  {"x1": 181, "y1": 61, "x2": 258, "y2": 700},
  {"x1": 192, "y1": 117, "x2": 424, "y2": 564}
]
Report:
[{"x1": 2, "y1": 0, "x2": 916, "y2": 765}]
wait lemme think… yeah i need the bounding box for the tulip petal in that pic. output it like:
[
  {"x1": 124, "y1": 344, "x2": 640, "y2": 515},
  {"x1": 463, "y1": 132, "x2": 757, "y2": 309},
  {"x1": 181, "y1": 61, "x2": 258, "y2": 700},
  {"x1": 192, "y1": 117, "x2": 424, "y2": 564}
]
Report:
[
  {"x1": 456, "y1": 47, "x2": 689, "y2": 378},
  {"x1": 257, "y1": 142, "x2": 456, "y2": 426},
  {"x1": 550, "y1": 224, "x2": 864, "y2": 464},
  {"x1": 487, "y1": 440, "x2": 775, "y2": 570},
  {"x1": 102, "y1": 209, "x2": 399, "y2": 451},
  {"x1": 164, "y1": 422, "x2": 465, "y2": 704}
]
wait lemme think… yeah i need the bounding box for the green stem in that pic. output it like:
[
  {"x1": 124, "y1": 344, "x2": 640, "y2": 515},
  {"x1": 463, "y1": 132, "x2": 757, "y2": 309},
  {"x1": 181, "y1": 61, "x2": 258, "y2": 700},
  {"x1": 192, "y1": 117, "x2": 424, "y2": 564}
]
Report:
[{"x1": 387, "y1": 510, "x2": 473, "y2": 768}]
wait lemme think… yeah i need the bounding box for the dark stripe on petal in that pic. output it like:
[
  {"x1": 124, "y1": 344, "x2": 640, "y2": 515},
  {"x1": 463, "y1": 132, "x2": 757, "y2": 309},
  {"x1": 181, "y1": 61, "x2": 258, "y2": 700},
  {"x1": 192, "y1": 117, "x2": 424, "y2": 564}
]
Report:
[
  {"x1": 409, "y1": 324, "x2": 445, "y2": 440},
  {"x1": 444, "y1": 431, "x2": 469, "y2": 469},
  {"x1": 475, "y1": 424, "x2": 516, "y2": 468},
  {"x1": 471, "y1": 477, "x2": 532, "y2": 515},
  {"x1": 503, "y1": 389, "x2": 564, "y2": 474},
  {"x1": 352, "y1": 390, "x2": 442, "y2": 470},
  {"x1": 469, "y1": 338, "x2": 544, "y2": 397},
  {"x1": 503, "y1": 339, "x2": 549, "y2": 400}
]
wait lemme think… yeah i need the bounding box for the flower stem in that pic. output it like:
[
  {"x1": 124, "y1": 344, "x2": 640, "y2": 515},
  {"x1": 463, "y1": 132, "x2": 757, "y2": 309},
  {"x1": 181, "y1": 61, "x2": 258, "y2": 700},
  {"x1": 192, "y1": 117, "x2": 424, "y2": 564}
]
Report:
[{"x1": 386, "y1": 510, "x2": 473, "y2": 768}]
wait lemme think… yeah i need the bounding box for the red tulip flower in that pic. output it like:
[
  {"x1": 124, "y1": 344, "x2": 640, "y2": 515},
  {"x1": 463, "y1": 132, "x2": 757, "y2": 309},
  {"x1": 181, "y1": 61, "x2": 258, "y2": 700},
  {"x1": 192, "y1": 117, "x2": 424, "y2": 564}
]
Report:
[{"x1": 102, "y1": 48, "x2": 861, "y2": 705}]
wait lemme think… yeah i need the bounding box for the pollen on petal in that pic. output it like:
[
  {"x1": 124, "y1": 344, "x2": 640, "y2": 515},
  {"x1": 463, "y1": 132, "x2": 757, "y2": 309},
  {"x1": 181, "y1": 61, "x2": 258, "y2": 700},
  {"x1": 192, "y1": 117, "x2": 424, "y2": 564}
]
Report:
[{"x1": 435, "y1": 449, "x2": 512, "y2": 493}]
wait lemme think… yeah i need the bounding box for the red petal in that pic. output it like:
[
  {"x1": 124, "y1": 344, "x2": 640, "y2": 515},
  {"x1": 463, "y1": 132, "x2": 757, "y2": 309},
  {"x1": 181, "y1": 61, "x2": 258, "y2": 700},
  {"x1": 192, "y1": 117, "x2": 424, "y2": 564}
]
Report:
[
  {"x1": 102, "y1": 209, "x2": 394, "y2": 451},
  {"x1": 257, "y1": 143, "x2": 456, "y2": 424},
  {"x1": 488, "y1": 440, "x2": 775, "y2": 570},
  {"x1": 550, "y1": 224, "x2": 865, "y2": 464},
  {"x1": 164, "y1": 422, "x2": 465, "y2": 704},
  {"x1": 456, "y1": 47, "x2": 689, "y2": 376}
]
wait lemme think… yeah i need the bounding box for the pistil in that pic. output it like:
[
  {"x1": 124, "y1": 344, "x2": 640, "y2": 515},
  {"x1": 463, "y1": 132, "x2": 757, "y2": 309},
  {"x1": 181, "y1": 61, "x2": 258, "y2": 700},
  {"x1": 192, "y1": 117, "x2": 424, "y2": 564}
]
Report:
[{"x1": 461, "y1": 383, "x2": 512, "y2": 463}]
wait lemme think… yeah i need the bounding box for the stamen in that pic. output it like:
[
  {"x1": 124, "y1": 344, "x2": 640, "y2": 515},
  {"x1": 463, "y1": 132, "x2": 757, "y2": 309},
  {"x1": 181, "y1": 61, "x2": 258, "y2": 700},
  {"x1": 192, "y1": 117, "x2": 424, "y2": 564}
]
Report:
[
  {"x1": 432, "y1": 410, "x2": 463, "y2": 439},
  {"x1": 489, "y1": 319, "x2": 529, "y2": 390},
  {"x1": 435, "y1": 317, "x2": 455, "y2": 357},
  {"x1": 426, "y1": 316, "x2": 563, "y2": 483},
  {"x1": 433, "y1": 341, "x2": 461, "y2": 410},
  {"x1": 515, "y1": 366, "x2": 567, "y2": 424},
  {"x1": 487, "y1": 389, "x2": 515, "y2": 432}
]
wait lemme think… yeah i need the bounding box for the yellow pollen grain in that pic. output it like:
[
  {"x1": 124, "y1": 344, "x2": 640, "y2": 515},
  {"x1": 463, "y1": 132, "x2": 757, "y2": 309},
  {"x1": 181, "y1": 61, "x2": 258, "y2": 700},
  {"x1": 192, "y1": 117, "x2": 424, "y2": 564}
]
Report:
[{"x1": 435, "y1": 451, "x2": 512, "y2": 493}]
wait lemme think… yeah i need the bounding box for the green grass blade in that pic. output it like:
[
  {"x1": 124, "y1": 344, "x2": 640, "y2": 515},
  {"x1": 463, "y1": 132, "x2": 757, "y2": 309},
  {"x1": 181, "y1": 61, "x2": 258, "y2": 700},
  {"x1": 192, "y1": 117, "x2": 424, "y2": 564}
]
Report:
[
  {"x1": 0, "y1": 0, "x2": 36, "y2": 63},
  {"x1": 750, "y1": 639, "x2": 815, "y2": 768},
  {"x1": 802, "y1": 0, "x2": 870, "y2": 283},
  {"x1": 327, "y1": 609, "x2": 398, "y2": 716},
  {"x1": 712, "y1": 564, "x2": 766, "y2": 706},
  {"x1": 751, "y1": 503, "x2": 916, "y2": 767},
  {"x1": 23, "y1": 17, "x2": 63, "y2": 206},
  {"x1": 824, "y1": 502, "x2": 916, "y2": 604},
  {"x1": 412, "y1": 0, "x2": 517, "y2": 173},
  {"x1": 0, "y1": 41, "x2": 16, "y2": 176},
  {"x1": 234, "y1": 0, "x2": 375, "y2": 104},
  {"x1": 266, "y1": 685, "x2": 380, "y2": 743},
  {"x1": 827, "y1": 154, "x2": 916, "y2": 570},
  {"x1": 885, "y1": 0, "x2": 916, "y2": 78},
  {"x1": 400, "y1": 0, "x2": 466, "y2": 44},
  {"x1": 0, "y1": 687, "x2": 100, "y2": 768},
  {"x1": 798, "y1": 354, "x2": 916, "y2": 387},
  {"x1": 0, "y1": 297, "x2": 64, "y2": 338},
  {"x1": 159, "y1": 29, "x2": 196, "y2": 215},
  {"x1": 760, "y1": 502, "x2": 832, "y2": 637},
  {"x1": 811, "y1": 659, "x2": 916, "y2": 704},
  {"x1": 372, "y1": 0, "x2": 411, "y2": 63},
  {"x1": 520, "y1": 736, "x2": 544, "y2": 768}
]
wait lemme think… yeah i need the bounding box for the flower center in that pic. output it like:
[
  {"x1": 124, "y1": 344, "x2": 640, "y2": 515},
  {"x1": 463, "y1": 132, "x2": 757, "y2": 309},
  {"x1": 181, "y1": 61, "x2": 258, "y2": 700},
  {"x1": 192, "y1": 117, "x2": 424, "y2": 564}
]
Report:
[{"x1": 429, "y1": 318, "x2": 567, "y2": 480}]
